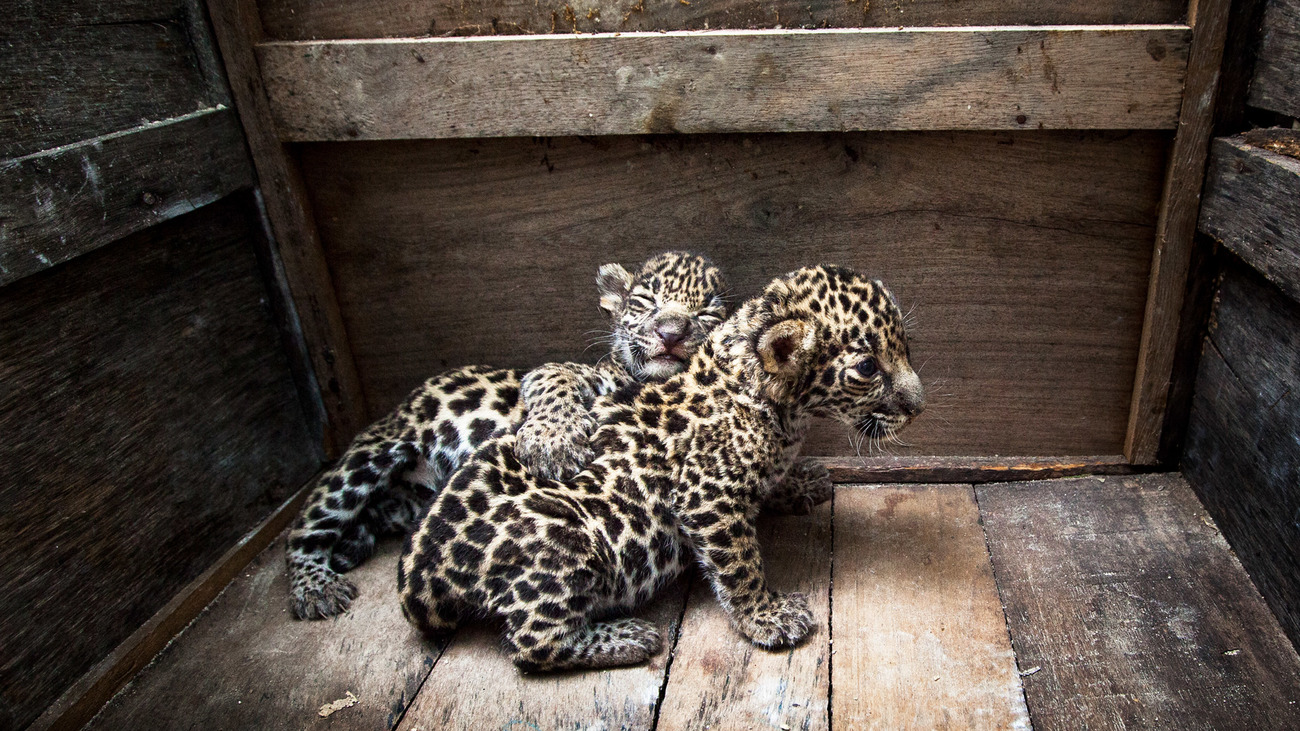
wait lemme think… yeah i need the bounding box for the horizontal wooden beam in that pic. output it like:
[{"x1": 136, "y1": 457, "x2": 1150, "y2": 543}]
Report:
[
  {"x1": 258, "y1": 25, "x2": 1191, "y2": 140},
  {"x1": 815, "y1": 455, "x2": 1138, "y2": 484},
  {"x1": 0, "y1": 107, "x2": 252, "y2": 287},
  {"x1": 1199, "y1": 134, "x2": 1300, "y2": 304}
]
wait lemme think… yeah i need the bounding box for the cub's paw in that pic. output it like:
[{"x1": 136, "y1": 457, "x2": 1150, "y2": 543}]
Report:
[
  {"x1": 789, "y1": 460, "x2": 833, "y2": 514},
  {"x1": 514, "y1": 416, "x2": 595, "y2": 480},
  {"x1": 587, "y1": 618, "x2": 663, "y2": 668},
  {"x1": 290, "y1": 573, "x2": 359, "y2": 620},
  {"x1": 738, "y1": 592, "x2": 816, "y2": 649}
]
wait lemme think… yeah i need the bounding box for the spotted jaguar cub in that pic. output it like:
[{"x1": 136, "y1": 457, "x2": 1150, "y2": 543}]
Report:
[
  {"x1": 399, "y1": 265, "x2": 925, "y2": 670},
  {"x1": 288, "y1": 252, "x2": 728, "y2": 620}
]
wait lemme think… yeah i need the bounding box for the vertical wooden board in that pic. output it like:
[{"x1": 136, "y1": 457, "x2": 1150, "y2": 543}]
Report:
[
  {"x1": 655, "y1": 506, "x2": 832, "y2": 731},
  {"x1": 0, "y1": 198, "x2": 318, "y2": 731},
  {"x1": 89, "y1": 538, "x2": 436, "y2": 731},
  {"x1": 2, "y1": 0, "x2": 223, "y2": 160},
  {"x1": 258, "y1": 0, "x2": 1186, "y2": 41},
  {"x1": 979, "y1": 474, "x2": 1300, "y2": 731},
  {"x1": 831, "y1": 485, "x2": 1029, "y2": 730},
  {"x1": 1248, "y1": 0, "x2": 1300, "y2": 118},
  {"x1": 395, "y1": 583, "x2": 688, "y2": 730},
  {"x1": 300, "y1": 131, "x2": 1166, "y2": 458},
  {"x1": 1183, "y1": 265, "x2": 1300, "y2": 647}
]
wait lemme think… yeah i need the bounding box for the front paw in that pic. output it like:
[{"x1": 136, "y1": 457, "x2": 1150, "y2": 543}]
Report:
[
  {"x1": 290, "y1": 572, "x2": 359, "y2": 620},
  {"x1": 514, "y1": 418, "x2": 594, "y2": 480},
  {"x1": 790, "y1": 460, "x2": 833, "y2": 514},
  {"x1": 736, "y1": 592, "x2": 816, "y2": 649}
]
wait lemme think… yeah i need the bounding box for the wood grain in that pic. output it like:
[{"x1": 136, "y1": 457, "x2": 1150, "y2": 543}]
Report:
[
  {"x1": 655, "y1": 506, "x2": 831, "y2": 730},
  {"x1": 258, "y1": 26, "x2": 1190, "y2": 141},
  {"x1": 32, "y1": 483, "x2": 313, "y2": 731},
  {"x1": 1249, "y1": 0, "x2": 1300, "y2": 118},
  {"x1": 300, "y1": 130, "x2": 1166, "y2": 457},
  {"x1": 89, "y1": 537, "x2": 438, "y2": 731},
  {"x1": 832, "y1": 485, "x2": 1029, "y2": 729},
  {"x1": 1, "y1": 0, "x2": 225, "y2": 160},
  {"x1": 979, "y1": 474, "x2": 1300, "y2": 730},
  {"x1": 0, "y1": 199, "x2": 318, "y2": 731},
  {"x1": 1199, "y1": 135, "x2": 1300, "y2": 304},
  {"x1": 1183, "y1": 265, "x2": 1300, "y2": 649},
  {"x1": 817, "y1": 455, "x2": 1135, "y2": 484},
  {"x1": 259, "y1": 0, "x2": 1187, "y2": 41},
  {"x1": 205, "y1": 0, "x2": 370, "y2": 455},
  {"x1": 0, "y1": 107, "x2": 252, "y2": 287},
  {"x1": 1124, "y1": 0, "x2": 1234, "y2": 465},
  {"x1": 395, "y1": 583, "x2": 689, "y2": 730}
]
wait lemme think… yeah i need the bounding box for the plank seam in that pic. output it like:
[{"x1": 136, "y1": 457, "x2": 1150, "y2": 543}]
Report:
[
  {"x1": 826, "y1": 485, "x2": 836, "y2": 731},
  {"x1": 648, "y1": 574, "x2": 693, "y2": 731}
]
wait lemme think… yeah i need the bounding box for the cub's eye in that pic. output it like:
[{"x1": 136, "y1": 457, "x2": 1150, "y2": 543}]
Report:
[
  {"x1": 697, "y1": 312, "x2": 722, "y2": 323},
  {"x1": 628, "y1": 295, "x2": 655, "y2": 310},
  {"x1": 855, "y1": 358, "x2": 879, "y2": 378}
]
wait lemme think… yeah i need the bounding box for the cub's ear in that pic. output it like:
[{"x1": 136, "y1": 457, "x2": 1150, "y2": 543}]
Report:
[
  {"x1": 757, "y1": 319, "x2": 816, "y2": 377},
  {"x1": 596, "y1": 263, "x2": 634, "y2": 317}
]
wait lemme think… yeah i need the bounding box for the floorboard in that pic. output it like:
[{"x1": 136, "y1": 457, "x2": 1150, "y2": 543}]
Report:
[
  {"x1": 89, "y1": 539, "x2": 437, "y2": 731},
  {"x1": 654, "y1": 504, "x2": 833, "y2": 731},
  {"x1": 831, "y1": 485, "x2": 1030, "y2": 730},
  {"x1": 978, "y1": 474, "x2": 1300, "y2": 730}
]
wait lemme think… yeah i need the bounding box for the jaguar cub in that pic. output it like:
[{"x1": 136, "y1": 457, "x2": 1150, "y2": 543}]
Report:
[
  {"x1": 399, "y1": 265, "x2": 924, "y2": 670},
  {"x1": 288, "y1": 251, "x2": 728, "y2": 620}
]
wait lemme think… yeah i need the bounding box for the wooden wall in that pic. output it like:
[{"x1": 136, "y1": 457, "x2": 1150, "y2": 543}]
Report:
[
  {"x1": 299, "y1": 130, "x2": 1168, "y2": 457},
  {"x1": 2, "y1": 0, "x2": 323, "y2": 726}
]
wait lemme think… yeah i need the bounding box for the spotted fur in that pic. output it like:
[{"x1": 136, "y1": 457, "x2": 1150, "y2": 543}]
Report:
[
  {"x1": 287, "y1": 252, "x2": 728, "y2": 620},
  {"x1": 398, "y1": 265, "x2": 925, "y2": 671}
]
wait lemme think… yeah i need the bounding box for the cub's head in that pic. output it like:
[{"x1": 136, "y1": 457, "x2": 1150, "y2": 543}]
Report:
[
  {"x1": 738, "y1": 265, "x2": 924, "y2": 438},
  {"x1": 598, "y1": 251, "x2": 729, "y2": 381}
]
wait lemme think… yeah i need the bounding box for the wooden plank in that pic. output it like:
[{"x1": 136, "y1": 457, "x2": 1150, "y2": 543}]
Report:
[
  {"x1": 300, "y1": 130, "x2": 1166, "y2": 457},
  {"x1": 0, "y1": 107, "x2": 253, "y2": 287},
  {"x1": 32, "y1": 483, "x2": 313, "y2": 731},
  {"x1": 832, "y1": 484, "x2": 1029, "y2": 729},
  {"x1": 259, "y1": 0, "x2": 1186, "y2": 41},
  {"x1": 205, "y1": 0, "x2": 369, "y2": 455},
  {"x1": 1, "y1": 0, "x2": 225, "y2": 160},
  {"x1": 258, "y1": 26, "x2": 1191, "y2": 141},
  {"x1": 1199, "y1": 135, "x2": 1300, "y2": 304},
  {"x1": 654, "y1": 505, "x2": 831, "y2": 730},
  {"x1": 818, "y1": 455, "x2": 1136, "y2": 484},
  {"x1": 979, "y1": 474, "x2": 1300, "y2": 730},
  {"x1": 88, "y1": 537, "x2": 437, "y2": 731},
  {"x1": 1183, "y1": 264, "x2": 1300, "y2": 647},
  {"x1": 1249, "y1": 0, "x2": 1300, "y2": 118},
  {"x1": 395, "y1": 584, "x2": 689, "y2": 730},
  {"x1": 1124, "y1": 0, "x2": 1234, "y2": 465},
  {"x1": 0, "y1": 198, "x2": 318, "y2": 731}
]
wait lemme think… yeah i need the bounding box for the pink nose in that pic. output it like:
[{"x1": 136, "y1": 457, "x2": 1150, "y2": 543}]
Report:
[{"x1": 655, "y1": 317, "x2": 689, "y2": 348}]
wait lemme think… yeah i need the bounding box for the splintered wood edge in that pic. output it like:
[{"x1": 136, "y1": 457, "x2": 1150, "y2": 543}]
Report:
[
  {"x1": 256, "y1": 25, "x2": 1191, "y2": 140},
  {"x1": 29, "y1": 476, "x2": 316, "y2": 731},
  {"x1": 814, "y1": 455, "x2": 1137, "y2": 484}
]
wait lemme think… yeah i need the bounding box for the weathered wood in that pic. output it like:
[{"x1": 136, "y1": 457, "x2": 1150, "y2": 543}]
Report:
[
  {"x1": 32, "y1": 483, "x2": 313, "y2": 731},
  {"x1": 818, "y1": 455, "x2": 1136, "y2": 484},
  {"x1": 832, "y1": 484, "x2": 1029, "y2": 729},
  {"x1": 1125, "y1": 0, "x2": 1234, "y2": 465},
  {"x1": 395, "y1": 583, "x2": 689, "y2": 730},
  {"x1": 1249, "y1": 0, "x2": 1300, "y2": 118},
  {"x1": 2, "y1": 0, "x2": 225, "y2": 160},
  {"x1": 1183, "y1": 265, "x2": 1300, "y2": 648},
  {"x1": 300, "y1": 131, "x2": 1166, "y2": 457},
  {"x1": 979, "y1": 474, "x2": 1300, "y2": 730},
  {"x1": 205, "y1": 0, "x2": 369, "y2": 455},
  {"x1": 0, "y1": 199, "x2": 318, "y2": 731},
  {"x1": 260, "y1": 0, "x2": 1186, "y2": 41},
  {"x1": 0, "y1": 107, "x2": 252, "y2": 287},
  {"x1": 654, "y1": 506, "x2": 831, "y2": 730},
  {"x1": 259, "y1": 26, "x2": 1191, "y2": 141},
  {"x1": 89, "y1": 537, "x2": 437, "y2": 731},
  {"x1": 1199, "y1": 135, "x2": 1300, "y2": 304}
]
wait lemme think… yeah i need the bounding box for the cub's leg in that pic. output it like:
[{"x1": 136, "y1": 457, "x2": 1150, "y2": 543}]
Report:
[
  {"x1": 762, "y1": 458, "x2": 833, "y2": 516},
  {"x1": 329, "y1": 521, "x2": 377, "y2": 573},
  {"x1": 505, "y1": 608, "x2": 662, "y2": 672}
]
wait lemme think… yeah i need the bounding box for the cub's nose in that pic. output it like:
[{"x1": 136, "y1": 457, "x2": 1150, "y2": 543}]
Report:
[
  {"x1": 897, "y1": 370, "x2": 926, "y2": 417},
  {"x1": 655, "y1": 316, "x2": 690, "y2": 348}
]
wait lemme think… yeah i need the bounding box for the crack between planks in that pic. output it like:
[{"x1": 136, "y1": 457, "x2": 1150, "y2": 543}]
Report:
[
  {"x1": 826, "y1": 485, "x2": 836, "y2": 731},
  {"x1": 971, "y1": 483, "x2": 1035, "y2": 730},
  {"x1": 649, "y1": 572, "x2": 694, "y2": 731},
  {"x1": 386, "y1": 631, "x2": 457, "y2": 730}
]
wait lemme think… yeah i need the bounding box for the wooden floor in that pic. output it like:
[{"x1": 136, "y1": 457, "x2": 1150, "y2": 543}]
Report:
[{"x1": 89, "y1": 474, "x2": 1300, "y2": 730}]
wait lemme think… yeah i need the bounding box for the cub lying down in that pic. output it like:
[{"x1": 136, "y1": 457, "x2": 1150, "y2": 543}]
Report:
[{"x1": 399, "y1": 264, "x2": 924, "y2": 671}]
